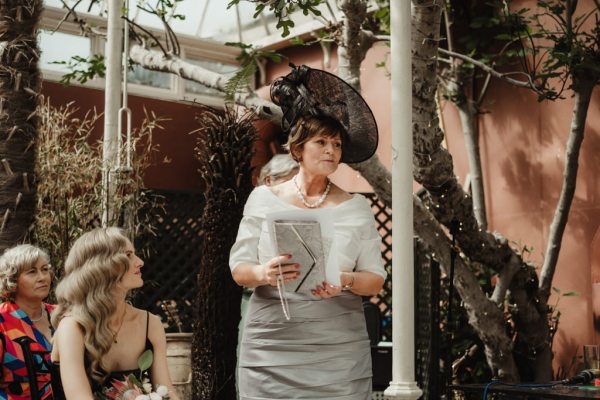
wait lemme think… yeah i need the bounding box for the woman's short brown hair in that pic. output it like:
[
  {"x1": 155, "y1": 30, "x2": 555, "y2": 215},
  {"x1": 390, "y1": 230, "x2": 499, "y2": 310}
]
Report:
[{"x1": 284, "y1": 115, "x2": 346, "y2": 162}]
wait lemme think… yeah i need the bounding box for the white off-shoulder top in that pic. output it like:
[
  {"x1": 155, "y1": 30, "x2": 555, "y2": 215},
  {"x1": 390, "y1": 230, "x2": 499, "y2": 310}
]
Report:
[{"x1": 229, "y1": 185, "x2": 386, "y2": 279}]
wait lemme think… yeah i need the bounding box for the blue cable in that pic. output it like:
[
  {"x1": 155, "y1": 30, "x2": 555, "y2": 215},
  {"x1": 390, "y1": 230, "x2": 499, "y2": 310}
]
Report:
[{"x1": 481, "y1": 380, "x2": 562, "y2": 400}]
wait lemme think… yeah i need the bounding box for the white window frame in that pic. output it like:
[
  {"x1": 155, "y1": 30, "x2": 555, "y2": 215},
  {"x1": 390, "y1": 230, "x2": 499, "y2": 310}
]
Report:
[{"x1": 40, "y1": 5, "x2": 243, "y2": 108}]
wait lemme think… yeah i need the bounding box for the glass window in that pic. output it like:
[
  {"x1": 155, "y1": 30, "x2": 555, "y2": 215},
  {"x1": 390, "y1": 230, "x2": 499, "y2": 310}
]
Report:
[{"x1": 39, "y1": 30, "x2": 91, "y2": 73}]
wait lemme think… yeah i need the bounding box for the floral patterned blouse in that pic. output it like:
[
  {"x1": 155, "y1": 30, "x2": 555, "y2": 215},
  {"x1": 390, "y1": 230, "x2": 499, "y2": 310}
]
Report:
[{"x1": 0, "y1": 301, "x2": 55, "y2": 400}]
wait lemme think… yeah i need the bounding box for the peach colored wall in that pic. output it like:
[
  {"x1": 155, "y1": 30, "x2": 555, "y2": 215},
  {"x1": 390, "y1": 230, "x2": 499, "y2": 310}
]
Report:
[{"x1": 444, "y1": 78, "x2": 600, "y2": 372}]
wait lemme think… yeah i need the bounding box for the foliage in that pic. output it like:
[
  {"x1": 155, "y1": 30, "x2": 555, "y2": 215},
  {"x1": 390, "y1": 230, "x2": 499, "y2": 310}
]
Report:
[
  {"x1": 33, "y1": 99, "x2": 166, "y2": 275},
  {"x1": 137, "y1": 0, "x2": 186, "y2": 21},
  {"x1": 191, "y1": 106, "x2": 256, "y2": 399},
  {"x1": 51, "y1": 54, "x2": 106, "y2": 86},
  {"x1": 227, "y1": 0, "x2": 323, "y2": 37},
  {"x1": 548, "y1": 286, "x2": 579, "y2": 348},
  {"x1": 223, "y1": 42, "x2": 284, "y2": 104},
  {"x1": 526, "y1": 0, "x2": 600, "y2": 99},
  {"x1": 98, "y1": 350, "x2": 171, "y2": 399},
  {"x1": 438, "y1": 1, "x2": 530, "y2": 104}
]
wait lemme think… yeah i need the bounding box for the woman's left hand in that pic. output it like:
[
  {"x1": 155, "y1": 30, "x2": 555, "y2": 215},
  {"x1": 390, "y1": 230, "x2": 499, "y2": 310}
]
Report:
[{"x1": 312, "y1": 281, "x2": 342, "y2": 299}]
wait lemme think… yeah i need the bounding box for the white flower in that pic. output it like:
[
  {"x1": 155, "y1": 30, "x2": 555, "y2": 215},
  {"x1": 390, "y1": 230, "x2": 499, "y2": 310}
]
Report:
[
  {"x1": 143, "y1": 382, "x2": 153, "y2": 393},
  {"x1": 134, "y1": 395, "x2": 150, "y2": 400},
  {"x1": 155, "y1": 386, "x2": 169, "y2": 397},
  {"x1": 148, "y1": 393, "x2": 162, "y2": 400}
]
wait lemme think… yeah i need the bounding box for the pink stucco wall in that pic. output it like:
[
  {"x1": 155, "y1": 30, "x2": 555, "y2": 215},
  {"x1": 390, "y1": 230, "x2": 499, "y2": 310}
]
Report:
[{"x1": 443, "y1": 77, "x2": 600, "y2": 371}]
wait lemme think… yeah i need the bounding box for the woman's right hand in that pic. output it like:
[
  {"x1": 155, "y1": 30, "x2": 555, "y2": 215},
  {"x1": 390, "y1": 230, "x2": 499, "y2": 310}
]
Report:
[{"x1": 260, "y1": 255, "x2": 300, "y2": 286}]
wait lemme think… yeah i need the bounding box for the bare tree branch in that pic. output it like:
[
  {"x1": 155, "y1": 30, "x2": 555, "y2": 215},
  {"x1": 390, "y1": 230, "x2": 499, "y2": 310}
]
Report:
[
  {"x1": 123, "y1": 16, "x2": 169, "y2": 56},
  {"x1": 56, "y1": 0, "x2": 86, "y2": 32},
  {"x1": 438, "y1": 47, "x2": 542, "y2": 93},
  {"x1": 129, "y1": 45, "x2": 282, "y2": 123},
  {"x1": 538, "y1": 81, "x2": 595, "y2": 303}
]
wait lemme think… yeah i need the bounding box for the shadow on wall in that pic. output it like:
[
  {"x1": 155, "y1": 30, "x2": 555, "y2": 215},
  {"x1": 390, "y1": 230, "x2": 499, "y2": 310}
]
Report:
[
  {"x1": 553, "y1": 327, "x2": 584, "y2": 378},
  {"x1": 499, "y1": 146, "x2": 544, "y2": 228},
  {"x1": 499, "y1": 93, "x2": 600, "y2": 246}
]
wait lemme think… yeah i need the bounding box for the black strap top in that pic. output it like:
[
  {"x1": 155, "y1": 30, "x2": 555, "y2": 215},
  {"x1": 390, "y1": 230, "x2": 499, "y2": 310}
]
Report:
[{"x1": 51, "y1": 311, "x2": 154, "y2": 399}]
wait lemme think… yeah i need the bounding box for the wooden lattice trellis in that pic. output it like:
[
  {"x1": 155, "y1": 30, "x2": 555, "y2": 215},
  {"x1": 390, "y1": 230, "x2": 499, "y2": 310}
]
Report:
[
  {"x1": 362, "y1": 193, "x2": 393, "y2": 340},
  {"x1": 133, "y1": 189, "x2": 204, "y2": 332}
]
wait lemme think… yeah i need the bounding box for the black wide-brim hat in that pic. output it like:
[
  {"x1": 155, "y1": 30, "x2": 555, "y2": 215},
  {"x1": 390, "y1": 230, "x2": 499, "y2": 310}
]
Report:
[{"x1": 270, "y1": 64, "x2": 378, "y2": 164}]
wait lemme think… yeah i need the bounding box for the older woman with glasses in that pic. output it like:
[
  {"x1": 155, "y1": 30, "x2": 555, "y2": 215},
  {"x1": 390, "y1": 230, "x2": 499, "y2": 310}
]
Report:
[{"x1": 0, "y1": 244, "x2": 55, "y2": 399}]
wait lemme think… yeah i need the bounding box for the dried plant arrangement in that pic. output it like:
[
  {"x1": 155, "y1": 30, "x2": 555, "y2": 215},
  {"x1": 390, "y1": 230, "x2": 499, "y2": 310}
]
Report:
[{"x1": 33, "y1": 98, "x2": 166, "y2": 274}]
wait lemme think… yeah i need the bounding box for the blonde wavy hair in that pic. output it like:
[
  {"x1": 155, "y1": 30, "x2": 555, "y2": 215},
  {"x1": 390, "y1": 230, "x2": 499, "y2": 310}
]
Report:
[
  {"x1": 51, "y1": 227, "x2": 131, "y2": 384},
  {"x1": 0, "y1": 244, "x2": 50, "y2": 300}
]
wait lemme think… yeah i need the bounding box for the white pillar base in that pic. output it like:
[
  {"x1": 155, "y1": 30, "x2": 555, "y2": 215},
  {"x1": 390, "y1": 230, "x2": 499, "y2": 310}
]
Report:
[{"x1": 383, "y1": 381, "x2": 423, "y2": 399}]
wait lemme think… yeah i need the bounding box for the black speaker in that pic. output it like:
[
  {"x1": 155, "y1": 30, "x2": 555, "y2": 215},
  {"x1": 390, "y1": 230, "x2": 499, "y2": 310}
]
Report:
[{"x1": 371, "y1": 343, "x2": 392, "y2": 390}]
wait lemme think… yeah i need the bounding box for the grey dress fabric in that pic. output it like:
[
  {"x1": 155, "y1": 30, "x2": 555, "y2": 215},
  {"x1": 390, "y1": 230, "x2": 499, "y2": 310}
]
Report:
[{"x1": 230, "y1": 186, "x2": 386, "y2": 400}]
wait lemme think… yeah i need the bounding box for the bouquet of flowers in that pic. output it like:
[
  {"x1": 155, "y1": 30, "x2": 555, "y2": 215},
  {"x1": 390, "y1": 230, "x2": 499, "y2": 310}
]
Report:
[{"x1": 97, "y1": 350, "x2": 170, "y2": 400}]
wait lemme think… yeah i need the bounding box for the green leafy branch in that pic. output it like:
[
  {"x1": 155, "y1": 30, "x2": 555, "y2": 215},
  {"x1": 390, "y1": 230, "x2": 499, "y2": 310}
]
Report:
[
  {"x1": 548, "y1": 286, "x2": 579, "y2": 348},
  {"x1": 51, "y1": 54, "x2": 106, "y2": 86},
  {"x1": 223, "y1": 42, "x2": 284, "y2": 104},
  {"x1": 525, "y1": 1, "x2": 600, "y2": 100},
  {"x1": 227, "y1": 0, "x2": 324, "y2": 37}
]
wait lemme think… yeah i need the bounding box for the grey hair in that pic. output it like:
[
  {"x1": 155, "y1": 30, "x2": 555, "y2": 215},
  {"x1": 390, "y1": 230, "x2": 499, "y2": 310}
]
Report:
[
  {"x1": 258, "y1": 154, "x2": 299, "y2": 185},
  {"x1": 0, "y1": 244, "x2": 50, "y2": 300}
]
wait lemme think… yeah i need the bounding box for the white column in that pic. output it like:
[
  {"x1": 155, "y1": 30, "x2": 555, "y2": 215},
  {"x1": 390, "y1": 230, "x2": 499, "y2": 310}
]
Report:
[
  {"x1": 102, "y1": 0, "x2": 123, "y2": 226},
  {"x1": 384, "y1": 0, "x2": 422, "y2": 399}
]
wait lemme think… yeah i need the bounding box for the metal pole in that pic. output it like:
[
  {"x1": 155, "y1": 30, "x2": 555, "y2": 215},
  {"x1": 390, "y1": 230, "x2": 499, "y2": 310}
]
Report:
[
  {"x1": 384, "y1": 1, "x2": 422, "y2": 398},
  {"x1": 102, "y1": 0, "x2": 124, "y2": 227}
]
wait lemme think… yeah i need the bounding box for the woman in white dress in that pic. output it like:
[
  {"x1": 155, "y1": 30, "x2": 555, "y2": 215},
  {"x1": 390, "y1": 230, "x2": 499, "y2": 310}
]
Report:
[{"x1": 230, "y1": 65, "x2": 386, "y2": 400}]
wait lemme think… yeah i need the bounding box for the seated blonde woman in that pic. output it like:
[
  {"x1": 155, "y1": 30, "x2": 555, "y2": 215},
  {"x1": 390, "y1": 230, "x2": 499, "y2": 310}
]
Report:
[{"x1": 50, "y1": 227, "x2": 179, "y2": 400}]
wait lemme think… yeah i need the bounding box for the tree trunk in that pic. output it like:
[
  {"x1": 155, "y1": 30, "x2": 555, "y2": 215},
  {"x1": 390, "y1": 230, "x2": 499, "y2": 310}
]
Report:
[
  {"x1": 192, "y1": 109, "x2": 256, "y2": 400},
  {"x1": 539, "y1": 80, "x2": 595, "y2": 304},
  {"x1": 455, "y1": 95, "x2": 487, "y2": 230},
  {"x1": 411, "y1": 0, "x2": 555, "y2": 381},
  {"x1": 414, "y1": 197, "x2": 518, "y2": 379},
  {"x1": 0, "y1": 0, "x2": 42, "y2": 251}
]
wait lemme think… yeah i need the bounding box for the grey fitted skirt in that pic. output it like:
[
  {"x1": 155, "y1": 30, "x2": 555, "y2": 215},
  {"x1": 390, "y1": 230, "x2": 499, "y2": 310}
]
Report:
[{"x1": 238, "y1": 286, "x2": 372, "y2": 400}]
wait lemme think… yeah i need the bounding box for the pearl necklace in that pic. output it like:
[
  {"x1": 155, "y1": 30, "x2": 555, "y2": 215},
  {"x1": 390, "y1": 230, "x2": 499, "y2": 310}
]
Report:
[{"x1": 293, "y1": 175, "x2": 331, "y2": 208}]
